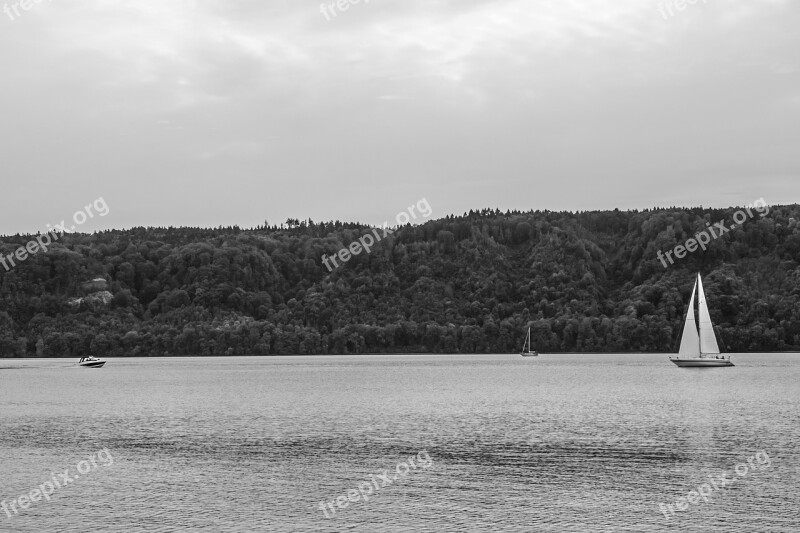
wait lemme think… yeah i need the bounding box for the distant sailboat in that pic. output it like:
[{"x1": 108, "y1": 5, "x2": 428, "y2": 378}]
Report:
[
  {"x1": 520, "y1": 327, "x2": 538, "y2": 357},
  {"x1": 670, "y1": 274, "x2": 733, "y2": 367}
]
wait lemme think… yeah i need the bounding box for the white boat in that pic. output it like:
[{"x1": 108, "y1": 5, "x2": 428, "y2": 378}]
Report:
[
  {"x1": 78, "y1": 356, "x2": 106, "y2": 368},
  {"x1": 520, "y1": 327, "x2": 538, "y2": 357},
  {"x1": 669, "y1": 274, "x2": 733, "y2": 367}
]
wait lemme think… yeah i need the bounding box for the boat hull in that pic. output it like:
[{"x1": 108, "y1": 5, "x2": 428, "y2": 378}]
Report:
[
  {"x1": 520, "y1": 352, "x2": 538, "y2": 357},
  {"x1": 79, "y1": 361, "x2": 106, "y2": 368},
  {"x1": 669, "y1": 357, "x2": 733, "y2": 367}
]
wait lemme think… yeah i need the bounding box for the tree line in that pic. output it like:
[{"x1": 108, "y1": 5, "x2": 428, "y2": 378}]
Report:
[{"x1": 1, "y1": 204, "x2": 799, "y2": 357}]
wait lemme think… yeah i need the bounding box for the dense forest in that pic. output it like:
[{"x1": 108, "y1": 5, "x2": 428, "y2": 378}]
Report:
[{"x1": 1, "y1": 203, "x2": 799, "y2": 357}]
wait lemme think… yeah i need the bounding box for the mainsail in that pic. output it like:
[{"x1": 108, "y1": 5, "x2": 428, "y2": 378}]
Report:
[
  {"x1": 696, "y1": 275, "x2": 720, "y2": 354},
  {"x1": 678, "y1": 280, "x2": 701, "y2": 357}
]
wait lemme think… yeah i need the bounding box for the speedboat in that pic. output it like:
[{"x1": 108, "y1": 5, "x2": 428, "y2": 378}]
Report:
[{"x1": 78, "y1": 356, "x2": 106, "y2": 368}]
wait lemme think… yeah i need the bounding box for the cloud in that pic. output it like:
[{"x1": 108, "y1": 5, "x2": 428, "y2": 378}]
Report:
[{"x1": 0, "y1": 0, "x2": 797, "y2": 232}]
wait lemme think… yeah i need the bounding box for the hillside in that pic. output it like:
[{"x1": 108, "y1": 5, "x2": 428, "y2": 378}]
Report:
[{"x1": 1, "y1": 204, "x2": 799, "y2": 357}]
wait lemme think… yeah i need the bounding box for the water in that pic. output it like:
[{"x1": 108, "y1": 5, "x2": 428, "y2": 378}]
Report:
[{"x1": 1, "y1": 354, "x2": 798, "y2": 532}]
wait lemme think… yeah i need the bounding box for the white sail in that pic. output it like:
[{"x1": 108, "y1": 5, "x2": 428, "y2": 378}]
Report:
[
  {"x1": 678, "y1": 280, "x2": 701, "y2": 357},
  {"x1": 670, "y1": 275, "x2": 732, "y2": 367},
  {"x1": 696, "y1": 275, "x2": 720, "y2": 354}
]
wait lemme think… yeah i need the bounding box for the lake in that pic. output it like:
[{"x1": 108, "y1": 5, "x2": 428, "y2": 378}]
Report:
[{"x1": 1, "y1": 354, "x2": 798, "y2": 532}]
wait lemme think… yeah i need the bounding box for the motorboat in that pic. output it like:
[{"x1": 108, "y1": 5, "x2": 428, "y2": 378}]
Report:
[{"x1": 78, "y1": 356, "x2": 106, "y2": 368}]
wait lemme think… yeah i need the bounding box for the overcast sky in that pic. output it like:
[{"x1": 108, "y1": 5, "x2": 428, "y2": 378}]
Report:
[{"x1": 1, "y1": 0, "x2": 798, "y2": 234}]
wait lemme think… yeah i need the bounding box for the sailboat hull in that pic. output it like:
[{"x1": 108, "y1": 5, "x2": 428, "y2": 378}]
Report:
[
  {"x1": 669, "y1": 357, "x2": 733, "y2": 367},
  {"x1": 520, "y1": 352, "x2": 538, "y2": 357}
]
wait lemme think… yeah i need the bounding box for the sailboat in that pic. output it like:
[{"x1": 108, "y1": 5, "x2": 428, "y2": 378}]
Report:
[
  {"x1": 520, "y1": 327, "x2": 538, "y2": 357},
  {"x1": 669, "y1": 274, "x2": 733, "y2": 367}
]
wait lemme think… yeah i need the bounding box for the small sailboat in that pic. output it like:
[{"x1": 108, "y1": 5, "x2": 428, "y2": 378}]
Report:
[
  {"x1": 670, "y1": 274, "x2": 733, "y2": 367},
  {"x1": 520, "y1": 327, "x2": 538, "y2": 357},
  {"x1": 78, "y1": 356, "x2": 106, "y2": 368}
]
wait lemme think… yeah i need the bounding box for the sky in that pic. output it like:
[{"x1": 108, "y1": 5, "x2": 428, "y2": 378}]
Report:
[{"x1": 0, "y1": 0, "x2": 798, "y2": 235}]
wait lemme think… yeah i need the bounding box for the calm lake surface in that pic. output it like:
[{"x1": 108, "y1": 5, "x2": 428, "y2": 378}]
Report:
[{"x1": 1, "y1": 354, "x2": 799, "y2": 532}]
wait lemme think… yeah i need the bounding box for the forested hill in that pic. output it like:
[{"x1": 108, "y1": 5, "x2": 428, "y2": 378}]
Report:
[{"x1": 1, "y1": 204, "x2": 799, "y2": 357}]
